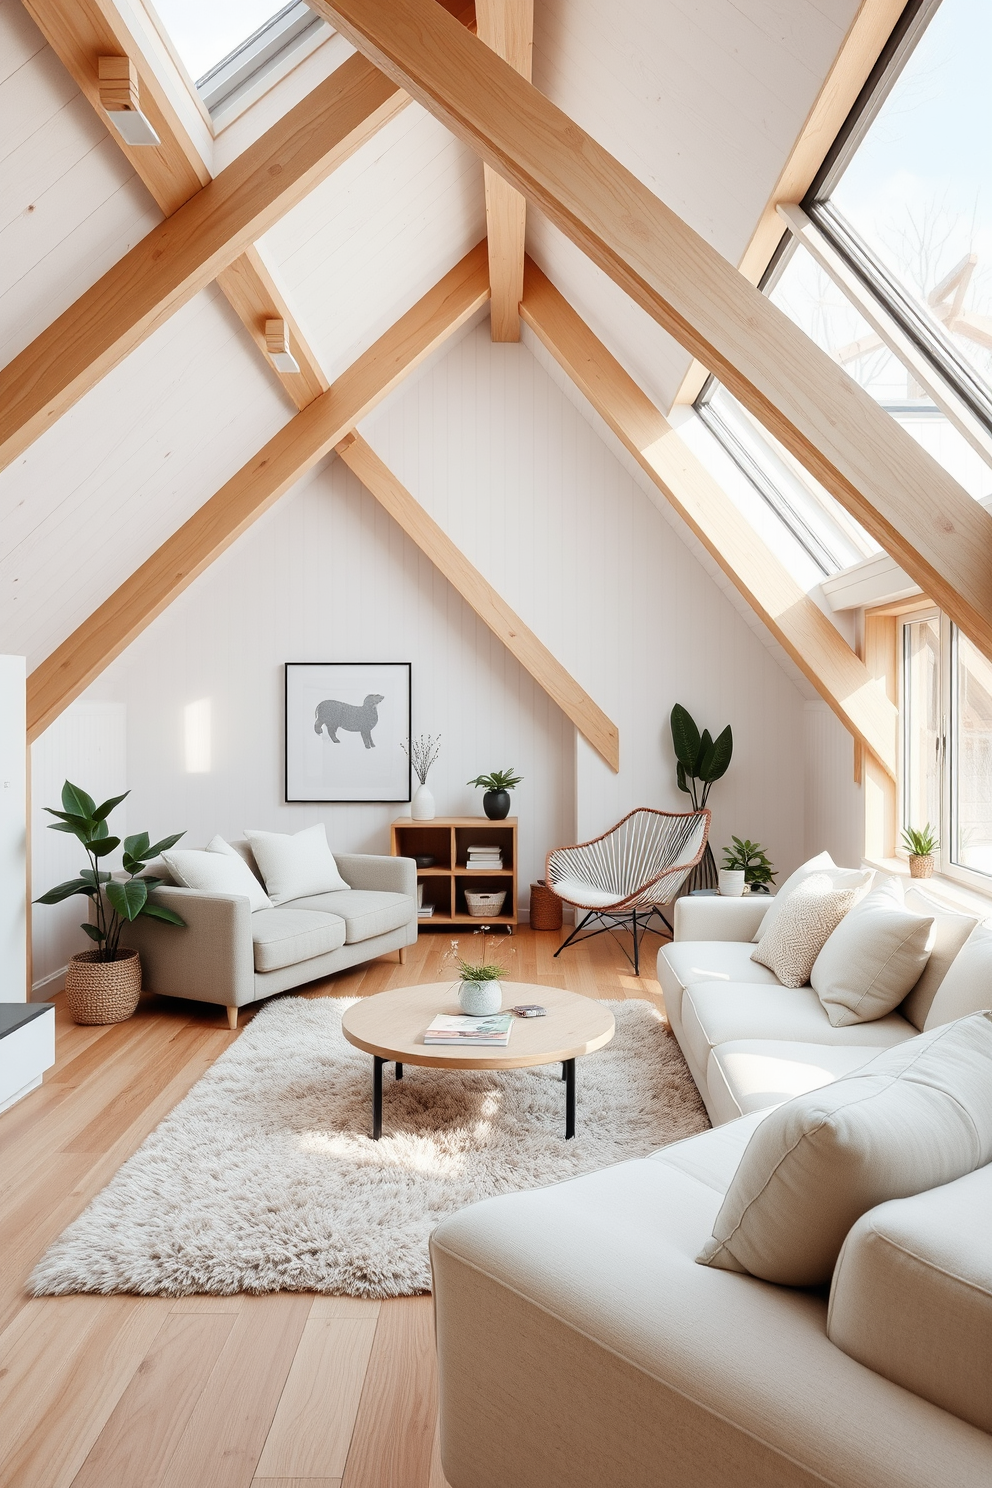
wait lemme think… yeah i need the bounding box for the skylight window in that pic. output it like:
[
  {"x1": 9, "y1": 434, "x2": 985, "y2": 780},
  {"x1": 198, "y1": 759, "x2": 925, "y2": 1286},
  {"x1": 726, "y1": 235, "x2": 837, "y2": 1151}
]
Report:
[{"x1": 150, "y1": 0, "x2": 286, "y2": 84}]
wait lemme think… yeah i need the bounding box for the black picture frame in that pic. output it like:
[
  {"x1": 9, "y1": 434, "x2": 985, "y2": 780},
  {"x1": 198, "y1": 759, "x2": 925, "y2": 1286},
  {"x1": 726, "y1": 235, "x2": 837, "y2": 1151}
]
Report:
[{"x1": 284, "y1": 662, "x2": 412, "y2": 803}]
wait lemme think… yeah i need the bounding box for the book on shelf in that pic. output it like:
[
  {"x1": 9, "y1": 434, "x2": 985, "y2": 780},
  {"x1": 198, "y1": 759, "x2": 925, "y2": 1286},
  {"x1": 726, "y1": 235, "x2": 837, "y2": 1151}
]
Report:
[
  {"x1": 424, "y1": 1013, "x2": 513, "y2": 1046},
  {"x1": 465, "y1": 861, "x2": 502, "y2": 870},
  {"x1": 418, "y1": 904, "x2": 435, "y2": 917}
]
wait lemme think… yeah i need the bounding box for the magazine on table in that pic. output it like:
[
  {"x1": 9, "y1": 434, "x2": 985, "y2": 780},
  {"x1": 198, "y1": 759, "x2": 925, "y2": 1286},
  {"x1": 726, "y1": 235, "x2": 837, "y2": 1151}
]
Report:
[{"x1": 424, "y1": 1013, "x2": 513, "y2": 1046}]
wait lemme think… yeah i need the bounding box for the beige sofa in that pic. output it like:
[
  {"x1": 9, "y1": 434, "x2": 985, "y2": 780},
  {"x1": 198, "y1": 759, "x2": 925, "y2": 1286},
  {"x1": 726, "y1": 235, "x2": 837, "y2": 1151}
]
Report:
[
  {"x1": 122, "y1": 842, "x2": 417, "y2": 1026},
  {"x1": 430, "y1": 883, "x2": 992, "y2": 1486}
]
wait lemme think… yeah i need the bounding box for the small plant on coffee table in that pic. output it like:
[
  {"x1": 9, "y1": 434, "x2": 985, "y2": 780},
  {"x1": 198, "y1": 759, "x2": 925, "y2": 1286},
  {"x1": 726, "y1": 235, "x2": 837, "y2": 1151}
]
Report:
[{"x1": 722, "y1": 837, "x2": 776, "y2": 893}]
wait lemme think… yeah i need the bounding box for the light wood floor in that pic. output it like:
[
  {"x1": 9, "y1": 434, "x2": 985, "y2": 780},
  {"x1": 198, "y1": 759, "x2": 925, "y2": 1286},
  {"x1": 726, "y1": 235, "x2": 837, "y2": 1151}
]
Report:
[{"x1": 0, "y1": 925, "x2": 667, "y2": 1488}]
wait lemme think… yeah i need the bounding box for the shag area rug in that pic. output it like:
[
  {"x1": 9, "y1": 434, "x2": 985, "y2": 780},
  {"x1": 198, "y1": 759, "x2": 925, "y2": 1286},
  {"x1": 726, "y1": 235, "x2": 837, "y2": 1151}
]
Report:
[{"x1": 31, "y1": 995, "x2": 708, "y2": 1299}]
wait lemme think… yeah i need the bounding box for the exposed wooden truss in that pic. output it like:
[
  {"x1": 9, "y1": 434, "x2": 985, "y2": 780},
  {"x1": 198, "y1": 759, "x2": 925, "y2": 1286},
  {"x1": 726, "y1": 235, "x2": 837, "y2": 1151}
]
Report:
[
  {"x1": 520, "y1": 259, "x2": 897, "y2": 775},
  {"x1": 311, "y1": 0, "x2": 992, "y2": 664},
  {"x1": 476, "y1": 0, "x2": 532, "y2": 342},
  {"x1": 215, "y1": 250, "x2": 329, "y2": 408},
  {"x1": 672, "y1": 0, "x2": 908, "y2": 407},
  {"x1": 26, "y1": 247, "x2": 490, "y2": 741},
  {"x1": 335, "y1": 432, "x2": 620, "y2": 770}
]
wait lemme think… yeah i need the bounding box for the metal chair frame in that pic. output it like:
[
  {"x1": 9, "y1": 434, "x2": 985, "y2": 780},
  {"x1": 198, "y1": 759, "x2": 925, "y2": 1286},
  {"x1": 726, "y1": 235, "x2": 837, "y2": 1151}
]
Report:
[{"x1": 546, "y1": 807, "x2": 711, "y2": 975}]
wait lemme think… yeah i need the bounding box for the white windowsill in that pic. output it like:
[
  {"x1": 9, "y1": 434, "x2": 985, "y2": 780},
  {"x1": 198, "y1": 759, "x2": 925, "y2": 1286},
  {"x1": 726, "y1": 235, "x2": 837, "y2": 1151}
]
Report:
[{"x1": 862, "y1": 856, "x2": 992, "y2": 923}]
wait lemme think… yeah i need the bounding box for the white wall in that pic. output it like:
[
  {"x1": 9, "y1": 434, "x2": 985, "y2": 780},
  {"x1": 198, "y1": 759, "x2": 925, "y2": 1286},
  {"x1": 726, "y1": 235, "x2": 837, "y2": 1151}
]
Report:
[
  {"x1": 30, "y1": 700, "x2": 127, "y2": 993},
  {"x1": 804, "y1": 701, "x2": 865, "y2": 868},
  {"x1": 0, "y1": 655, "x2": 26, "y2": 1000},
  {"x1": 70, "y1": 323, "x2": 809, "y2": 908}
]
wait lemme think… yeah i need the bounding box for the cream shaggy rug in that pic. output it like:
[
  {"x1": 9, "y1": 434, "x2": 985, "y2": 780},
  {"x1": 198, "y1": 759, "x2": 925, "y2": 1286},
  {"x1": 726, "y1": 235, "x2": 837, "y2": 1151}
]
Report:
[{"x1": 31, "y1": 995, "x2": 708, "y2": 1299}]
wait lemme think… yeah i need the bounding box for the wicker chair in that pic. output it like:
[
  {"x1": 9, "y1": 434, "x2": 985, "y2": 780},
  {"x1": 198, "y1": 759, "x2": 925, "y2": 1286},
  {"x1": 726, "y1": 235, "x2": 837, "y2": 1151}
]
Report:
[{"x1": 546, "y1": 808, "x2": 711, "y2": 974}]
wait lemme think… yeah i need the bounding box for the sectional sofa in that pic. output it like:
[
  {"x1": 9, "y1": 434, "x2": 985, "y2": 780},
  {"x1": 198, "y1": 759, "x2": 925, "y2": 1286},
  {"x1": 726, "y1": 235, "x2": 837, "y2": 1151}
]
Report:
[{"x1": 430, "y1": 869, "x2": 992, "y2": 1487}]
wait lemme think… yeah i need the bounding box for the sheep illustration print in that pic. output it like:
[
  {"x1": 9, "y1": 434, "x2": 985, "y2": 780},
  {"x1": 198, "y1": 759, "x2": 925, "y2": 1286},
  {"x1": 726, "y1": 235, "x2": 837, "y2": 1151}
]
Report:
[{"x1": 285, "y1": 663, "x2": 411, "y2": 802}]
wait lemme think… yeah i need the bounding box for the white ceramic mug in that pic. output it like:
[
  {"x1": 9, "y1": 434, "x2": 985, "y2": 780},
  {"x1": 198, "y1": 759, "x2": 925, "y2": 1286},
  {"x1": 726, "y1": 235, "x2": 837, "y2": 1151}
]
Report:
[{"x1": 718, "y1": 869, "x2": 747, "y2": 897}]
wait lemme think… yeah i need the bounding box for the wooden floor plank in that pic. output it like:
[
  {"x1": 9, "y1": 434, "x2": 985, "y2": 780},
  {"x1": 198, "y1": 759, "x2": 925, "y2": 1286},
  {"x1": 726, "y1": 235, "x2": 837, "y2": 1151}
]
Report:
[
  {"x1": 64, "y1": 1026, "x2": 222, "y2": 1155},
  {"x1": 69, "y1": 1311, "x2": 237, "y2": 1488},
  {"x1": 255, "y1": 1315, "x2": 378, "y2": 1478},
  {"x1": 341, "y1": 1297, "x2": 438, "y2": 1488},
  {"x1": 253, "y1": 1480, "x2": 342, "y2": 1487}
]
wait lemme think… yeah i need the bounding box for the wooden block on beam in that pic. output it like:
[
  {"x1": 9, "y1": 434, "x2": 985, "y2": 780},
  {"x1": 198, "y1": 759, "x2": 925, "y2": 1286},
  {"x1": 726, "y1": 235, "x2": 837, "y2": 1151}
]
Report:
[{"x1": 98, "y1": 55, "x2": 138, "y2": 112}]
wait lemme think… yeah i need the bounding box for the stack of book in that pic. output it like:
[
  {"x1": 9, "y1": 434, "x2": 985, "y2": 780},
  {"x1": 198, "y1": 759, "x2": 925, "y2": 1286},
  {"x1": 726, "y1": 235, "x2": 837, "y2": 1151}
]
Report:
[
  {"x1": 466, "y1": 843, "x2": 503, "y2": 871},
  {"x1": 417, "y1": 903, "x2": 434, "y2": 918},
  {"x1": 424, "y1": 1013, "x2": 513, "y2": 1046}
]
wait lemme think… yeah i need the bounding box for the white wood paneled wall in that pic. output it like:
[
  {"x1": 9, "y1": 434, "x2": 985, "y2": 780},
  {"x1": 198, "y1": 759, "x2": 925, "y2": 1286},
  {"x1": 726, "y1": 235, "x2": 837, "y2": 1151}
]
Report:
[
  {"x1": 0, "y1": 656, "x2": 26, "y2": 1000},
  {"x1": 30, "y1": 700, "x2": 126, "y2": 993},
  {"x1": 804, "y1": 700, "x2": 865, "y2": 868}
]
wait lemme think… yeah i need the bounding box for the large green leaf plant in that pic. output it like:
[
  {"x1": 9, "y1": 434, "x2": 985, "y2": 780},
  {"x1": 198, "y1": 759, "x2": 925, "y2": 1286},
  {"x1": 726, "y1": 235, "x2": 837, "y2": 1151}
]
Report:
[
  {"x1": 670, "y1": 704, "x2": 733, "y2": 810},
  {"x1": 35, "y1": 781, "x2": 186, "y2": 961}
]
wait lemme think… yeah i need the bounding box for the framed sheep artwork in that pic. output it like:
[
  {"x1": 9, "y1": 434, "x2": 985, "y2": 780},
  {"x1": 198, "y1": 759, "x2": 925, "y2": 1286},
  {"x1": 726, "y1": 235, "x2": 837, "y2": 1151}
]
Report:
[{"x1": 284, "y1": 662, "x2": 411, "y2": 803}]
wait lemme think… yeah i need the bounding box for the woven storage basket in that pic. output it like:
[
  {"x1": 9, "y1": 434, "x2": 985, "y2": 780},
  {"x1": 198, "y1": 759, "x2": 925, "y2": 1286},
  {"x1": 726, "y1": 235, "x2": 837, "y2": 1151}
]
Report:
[
  {"x1": 64, "y1": 948, "x2": 141, "y2": 1025},
  {"x1": 464, "y1": 889, "x2": 507, "y2": 918},
  {"x1": 529, "y1": 880, "x2": 563, "y2": 931}
]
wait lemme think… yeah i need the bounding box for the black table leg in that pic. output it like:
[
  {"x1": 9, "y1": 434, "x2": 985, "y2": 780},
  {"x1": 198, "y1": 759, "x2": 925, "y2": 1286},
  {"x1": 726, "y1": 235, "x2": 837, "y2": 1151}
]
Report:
[
  {"x1": 561, "y1": 1062, "x2": 567, "y2": 1080},
  {"x1": 372, "y1": 1055, "x2": 384, "y2": 1140},
  {"x1": 564, "y1": 1057, "x2": 576, "y2": 1139},
  {"x1": 395, "y1": 1062, "x2": 403, "y2": 1080}
]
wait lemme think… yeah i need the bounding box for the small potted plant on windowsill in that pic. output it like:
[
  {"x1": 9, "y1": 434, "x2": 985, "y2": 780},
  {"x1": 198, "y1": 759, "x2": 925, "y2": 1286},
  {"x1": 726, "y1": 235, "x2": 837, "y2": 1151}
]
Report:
[
  {"x1": 467, "y1": 767, "x2": 523, "y2": 820},
  {"x1": 720, "y1": 837, "x2": 776, "y2": 896},
  {"x1": 902, "y1": 823, "x2": 938, "y2": 879},
  {"x1": 35, "y1": 781, "x2": 186, "y2": 1025}
]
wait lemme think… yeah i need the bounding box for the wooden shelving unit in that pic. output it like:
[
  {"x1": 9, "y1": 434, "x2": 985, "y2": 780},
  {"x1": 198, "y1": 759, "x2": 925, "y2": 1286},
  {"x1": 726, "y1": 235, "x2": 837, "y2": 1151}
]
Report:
[{"x1": 391, "y1": 816, "x2": 518, "y2": 931}]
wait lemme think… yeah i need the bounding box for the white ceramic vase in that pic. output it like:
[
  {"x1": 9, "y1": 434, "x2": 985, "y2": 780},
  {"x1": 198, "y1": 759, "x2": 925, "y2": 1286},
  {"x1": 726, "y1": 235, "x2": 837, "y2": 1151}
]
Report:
[
  {"x1": 411, "y1": 782, "x2": 435, "y2": 820},
  {"x1": 718, "y1": 869, "x2": 747, "y2": 897},
  {"x1": 458, "y1": 979, "x2": 502, "y2": 1015}
]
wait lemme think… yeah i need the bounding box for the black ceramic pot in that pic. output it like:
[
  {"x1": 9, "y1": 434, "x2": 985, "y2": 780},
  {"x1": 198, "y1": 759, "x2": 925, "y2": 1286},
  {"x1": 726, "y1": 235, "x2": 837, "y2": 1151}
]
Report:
[{"x1": 483, "y1": 789, "x2": 511, "y2": 820}]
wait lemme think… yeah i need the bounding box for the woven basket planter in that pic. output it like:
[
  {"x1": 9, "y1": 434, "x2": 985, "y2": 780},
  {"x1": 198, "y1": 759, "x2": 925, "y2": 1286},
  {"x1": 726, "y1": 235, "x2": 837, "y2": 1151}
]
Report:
[
  {"x1": 64, "y1": 948, "x2": 141, "y2": 1025},
  {"x1": 909, "y1": 854, "x2": 935, "y2": 880},
  {"x1": 529, "y1": 880, "x2": 563, "y2": 931}
]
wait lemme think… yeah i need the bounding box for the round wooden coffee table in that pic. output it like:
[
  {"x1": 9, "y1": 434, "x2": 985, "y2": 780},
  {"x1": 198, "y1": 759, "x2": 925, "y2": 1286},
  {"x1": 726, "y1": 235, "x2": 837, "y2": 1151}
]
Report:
[{"x1": 341, "y1": 982, "x2": 615, "y2": 1141}]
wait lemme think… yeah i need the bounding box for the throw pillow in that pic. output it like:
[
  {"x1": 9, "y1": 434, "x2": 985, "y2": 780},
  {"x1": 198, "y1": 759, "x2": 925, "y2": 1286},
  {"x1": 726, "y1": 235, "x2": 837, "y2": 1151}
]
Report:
[
  {"x1": 900, "y1": 887, "x2": 979, "y2": 1030},
  {"x1": 810, "y1": 878, "x2": 934, "y2": 1026},
  {"x1": 697, "y1": 1011, "x2": 992, "y2": 1286},
  {"x1": 751, "y1": 853, "x2": 872, "y2": 943},
  {"x1": 923, "y1": 924, "x2": 992, "y2": 1030},
  {"x1": 751, "y1": 875, "x2": 862, "y2": 988},
  {"x1": 161, "y1": 846, "x2": 273, "y2": 912},
  {"x1": 243, "y1": 823, "x2": 349, "y2": 905}
]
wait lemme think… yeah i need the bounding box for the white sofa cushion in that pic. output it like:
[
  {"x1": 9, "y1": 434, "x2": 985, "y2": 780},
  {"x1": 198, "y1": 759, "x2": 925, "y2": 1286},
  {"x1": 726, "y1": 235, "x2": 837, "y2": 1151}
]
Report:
[
  {"x1": 697, "y1": 1012, "x2": 992, "y2": 1285},
  {"x1": 751, "y1": 876, "x2": 863, "y2": 988},
  {"x1": 680, "y1": 983, "x2": 913, "y2": 1078},
  {"x1": 705, "y1": 1041, "x2": 888, "y2": 1125},
  {"x1": 900, "y1": 889, "x2": 979, "y2": 1029},
  {"x1": 811, "y1": 880, "x2": 934, "y2": 1027},
  {"x1": 828, "y1": 1163, "x2": 992, "y2": 1435},
  {"x1": 292, "y1": 889, "x2": 415, "y2": 943},
  {"x1": 657, "y1": 941, "x2": 778, "y2": 1026},
  {"x1": 924, "y1": 924, "x2": 992, "y2": 1029},
  {"x1": 162, "y1": 844, "x2": 273, "y2": 913},
  {"x1": 244, "y1": 823, "x2": 349, "y2": 904},
  {"x1": 750, "y1": 853, "x2": 872, "y2": 943},
  {"x1": 430, "y1": 1113, "x2": 992, "y2": 1488},
  {"x1": 250, "y1": 906, "x2": 346, "y2": 973}
]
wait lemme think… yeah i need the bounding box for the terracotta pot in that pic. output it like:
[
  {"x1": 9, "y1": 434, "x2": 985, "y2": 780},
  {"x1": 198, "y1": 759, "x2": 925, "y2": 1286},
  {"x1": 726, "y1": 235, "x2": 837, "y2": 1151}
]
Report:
[
  {"x1": 64, "y1": 948, "x2": 141, "y2": 1025},
  {"x1": 909, "y1": 854, "x2": 935, "y2": 880}
]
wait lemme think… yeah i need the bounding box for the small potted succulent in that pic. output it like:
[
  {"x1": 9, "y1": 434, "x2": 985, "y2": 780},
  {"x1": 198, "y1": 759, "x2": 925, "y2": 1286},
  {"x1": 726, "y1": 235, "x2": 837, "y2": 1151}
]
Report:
[
  {"x1": 467, "y1": 767, "x2": 523, "y2": 820},
  {"x1": 444, "y1": 928, "x2": 515, "y2": 1014},
  {"x1": 721, "y1": 837, "x2": 776, "y2": 895},
  {"x1": 902, "y1": 823, "x2": 938, "y2": 879},
  {"x1": 35, "y1": 781, "x2": 185, "y2": 1025},
  {"x1": 402, "y1": 733, "x2": 441, "y2": 820}
]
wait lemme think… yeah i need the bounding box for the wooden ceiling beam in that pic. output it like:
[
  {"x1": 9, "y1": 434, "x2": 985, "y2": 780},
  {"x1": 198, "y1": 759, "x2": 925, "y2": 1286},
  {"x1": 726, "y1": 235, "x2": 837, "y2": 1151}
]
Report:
[
  {"x1": 26, "y1": 245, "x2": 490, "y2": 742},
  {"x1": 671, "y1": 0, "x2": 908, "y2": 407},
  {"x1": 520, "y1": 259, "x2": 897, "y2": 776},
  {"x1": 215, "y1": 249, "x2": 329, "y2": 408},
  {"x1": 335, "y1": 431, "x2": 619, "y2": 770},
  {"x1": 310, "y1": 0, "x2": 992, "y2": 663},
  {"x1": 476, "y1": 0, "x2": 532, "y2": 341}
]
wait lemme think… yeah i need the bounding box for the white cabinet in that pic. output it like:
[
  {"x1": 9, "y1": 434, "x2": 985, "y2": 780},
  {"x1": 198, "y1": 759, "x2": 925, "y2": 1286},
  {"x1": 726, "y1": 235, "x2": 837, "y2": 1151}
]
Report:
[{"x1": 0, "y1": 656, "x2": 26, "y2": 1002}]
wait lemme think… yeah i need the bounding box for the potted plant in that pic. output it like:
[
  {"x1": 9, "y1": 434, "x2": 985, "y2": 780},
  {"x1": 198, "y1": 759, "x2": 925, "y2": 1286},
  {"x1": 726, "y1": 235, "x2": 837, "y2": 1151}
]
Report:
[
  {"x1": 670, "y1": 704, "x2": 733, "y2": 891},
  {"x1": 721, "y1": 837, "x2": 777, "y2": 895},
  {"x1": 35, "y1": 781, "x2": 186, "y2": 1025},
  {"x1": 467, "y1": 767, "x2": 523, "y2": 821},
  {"x1": 444, "y1": 928, "x2": 514, "y2": 1014},
  {"x1": 902, "y1": 823, "x2": 938, "y2": 879},
  {"x1": 402, "y1": 733, "x2": 441, "y2": 820}
]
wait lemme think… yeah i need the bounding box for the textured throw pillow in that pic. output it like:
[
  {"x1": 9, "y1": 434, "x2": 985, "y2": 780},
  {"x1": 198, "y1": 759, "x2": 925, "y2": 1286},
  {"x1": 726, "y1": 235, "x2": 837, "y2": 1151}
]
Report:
[
  {"x1": 900, "y1": 887, "x2": 980, "y2": 1030},
  {"x1": 244, "y1": 823, "x2": 349, "y2": 905},
  {"x1": 923, "y1": 924, "x2": 992, "y2": 1030},
  {"x1": 162, "y1": 845, "x2": 272, "y2": 913},
  {"x1": 810, "y1": 878, "x2": 934, "y2": 1027},
  {"x1": 697, "y1": 1012, "x2": 992, "y2": 1286},
  {"x1": 751, "y1": 875, "x2": 862, "y2": 988},
  {"x1": 751, "y1": 853, "x2": 872, "y2": 943}
]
